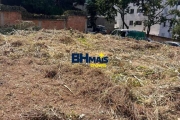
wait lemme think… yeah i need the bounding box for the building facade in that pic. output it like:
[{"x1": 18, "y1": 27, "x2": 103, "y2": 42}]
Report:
[{"x1": 115, "y1": 1, "x2": 180, "y2": 38}]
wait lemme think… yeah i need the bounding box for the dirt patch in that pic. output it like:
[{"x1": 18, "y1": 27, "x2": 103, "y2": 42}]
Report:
[
  {"x1": 0, "y1": 56, "x2": 14, "y2": 65},
  {"x1": 58, "y1": 65, "x2": 113, "y2": 101}
]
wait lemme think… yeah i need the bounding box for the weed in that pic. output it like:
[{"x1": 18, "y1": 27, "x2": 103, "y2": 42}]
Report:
[
  {"x1": 45, "y1": 70, "x2": 57, "y2": 79},
  {"x1": 11, "y1": 40, "x2": 23, "y2": 47}
]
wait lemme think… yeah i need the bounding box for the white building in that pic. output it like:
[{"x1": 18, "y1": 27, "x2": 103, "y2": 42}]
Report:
[{"x1": 115, "y1": 1, "x2": 180, "y2": 38}]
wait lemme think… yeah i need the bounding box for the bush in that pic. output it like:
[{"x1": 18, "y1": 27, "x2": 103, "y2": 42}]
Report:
[{"x1": 64, "y1": 10, "x2": 87, "y2": 16}]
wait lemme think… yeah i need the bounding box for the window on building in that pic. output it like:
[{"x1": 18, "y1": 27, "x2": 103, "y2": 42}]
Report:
[
  {"x1": 163, "y1": 22, "x2": 166, "y2": 27},
  {"x1": 133, "y1": 3, "x2": 137, "y2": 6},
  {"x1": 164, "y1": 8, "x2": 168, "y2": 14},
  {"x1": 129, "y1": 21, "x2": 133, "y2": 25},
  {"x1": 169, "y1": 33, "x2": 172, "y2": 38},
  {"x1": 135, "y1": 21, "x2": 142, "y2": 25},
  {"x1": 178, "y1": 1, "x2": 180, "y2": 5},
  {"x1": 129, "y1": 9, "x2": 134, "y2": 14},
  {"x1": 161, "y1": 33, "x2": 165, "y2": 37},
  {"x1": 137, "y1": 9, "x2": 143, "y2": 13}
]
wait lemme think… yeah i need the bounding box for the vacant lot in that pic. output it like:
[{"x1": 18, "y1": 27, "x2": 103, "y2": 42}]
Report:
[{"x1": 0, "y1": 29, "x2": 179, "y2": 120}]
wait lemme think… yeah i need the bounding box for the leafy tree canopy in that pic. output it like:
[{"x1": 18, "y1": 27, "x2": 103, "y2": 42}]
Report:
[
  {"x1": 1, "y1": 0, "x2": 85, "y2": 15},
  {"x1": 96, "y1": 0, "x2": 136, "y2": 29},
  {"x1": 86, "y1": 0, "x2": 98, "y2": 29},
  {"x1": 138, "y1": 0, "x2": 180, "y2": 37}
]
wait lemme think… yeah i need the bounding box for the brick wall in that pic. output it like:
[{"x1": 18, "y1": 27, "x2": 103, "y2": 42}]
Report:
[
  {"x1": 30, "y1": 19, "x2": 66, "y2": 30},
  {"x1": 0, "y1": 11, "x2": 87, "y2": 32},
  {"x1": 67, "y1": 16, "x2": 87, "y2": 32},
  {"x1": 0, "y1": 11, "x2": 21, "y2": 26}
]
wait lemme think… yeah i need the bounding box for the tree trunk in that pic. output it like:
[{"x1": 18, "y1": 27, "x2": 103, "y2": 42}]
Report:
[
  {"x1": 146, "y1": 25, "x2": 151, "y2": 37},
  {"x1": 124, "y1": 21, "x2": 129, "y2": 29},
  {"x1": 122, "y1": 15, "x2": 124, "y2": 29},
  {"x1": 90, "y1": 17, "x2": 96, "y2": 32},
  {"x1": 120, "y1": 12, "x2": 129, "y2": 29},
  {"x1": 122, "y1": 10, "x2": 125, "y2": 29}
]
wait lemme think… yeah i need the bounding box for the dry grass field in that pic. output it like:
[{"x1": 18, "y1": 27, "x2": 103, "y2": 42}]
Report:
[{"x1": 0, "y1": 29, "x2": 179, "y2": 120}]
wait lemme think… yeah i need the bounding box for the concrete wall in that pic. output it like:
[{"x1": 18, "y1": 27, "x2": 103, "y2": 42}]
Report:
[
  {"x1": 0, "y1": 11, "x2": 87, "y2": 32},
  {"x1": 96, "y1": 16, "x2": 115, "y2": 33}
]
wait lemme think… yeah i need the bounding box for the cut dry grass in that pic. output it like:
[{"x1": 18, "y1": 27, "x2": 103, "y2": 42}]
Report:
[{"x1": 0, "y1": 30, "x2": 179, "y2": 120}]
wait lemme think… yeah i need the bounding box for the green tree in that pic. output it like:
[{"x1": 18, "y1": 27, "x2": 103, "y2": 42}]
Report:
[
  {"x1": 169, "y1": 0, "x2": 180, "y2": 39},
  {"x1": 136, "y1": 0, "x2": 179, "y2": 37},
  {"x1": 21, "y1": 0, "x2": 63, "y2": 15},
  {"x1": 1, "y1": 0, "x2": 22, "y2": 5},
  {"x1": 1, "y1": 0, "x2": 79, "y2": 15},
  {"x1": 54, "y1": 0, "x2": 78, "y2": 11},
  {"x1": 75, "y1": 0, "x2": 85, "y2": 5},
  {"x1": 96, "y1": 0, "x2": 134, "y2": 29},
  {"x1": 172, "y1": 19, "x2": 180, "y2": 39},
  {"x1": 86, "y1": 0, "x2": 98, "y2": 31}
]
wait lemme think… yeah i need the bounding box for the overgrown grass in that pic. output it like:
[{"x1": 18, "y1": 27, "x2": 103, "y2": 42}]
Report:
[{"x1": 0, "y1": 29, "x2": 179, "y2": 120}]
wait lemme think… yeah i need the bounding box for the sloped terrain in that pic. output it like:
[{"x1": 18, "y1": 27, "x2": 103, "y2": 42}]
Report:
[{"x1": 0, "y1": 29, "x2": 179, "y2": 120}]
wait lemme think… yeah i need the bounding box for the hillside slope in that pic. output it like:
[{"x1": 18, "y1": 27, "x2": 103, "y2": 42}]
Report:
[{"x1": 0, "y1": 30, "x2": 179, "y2": 120}]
